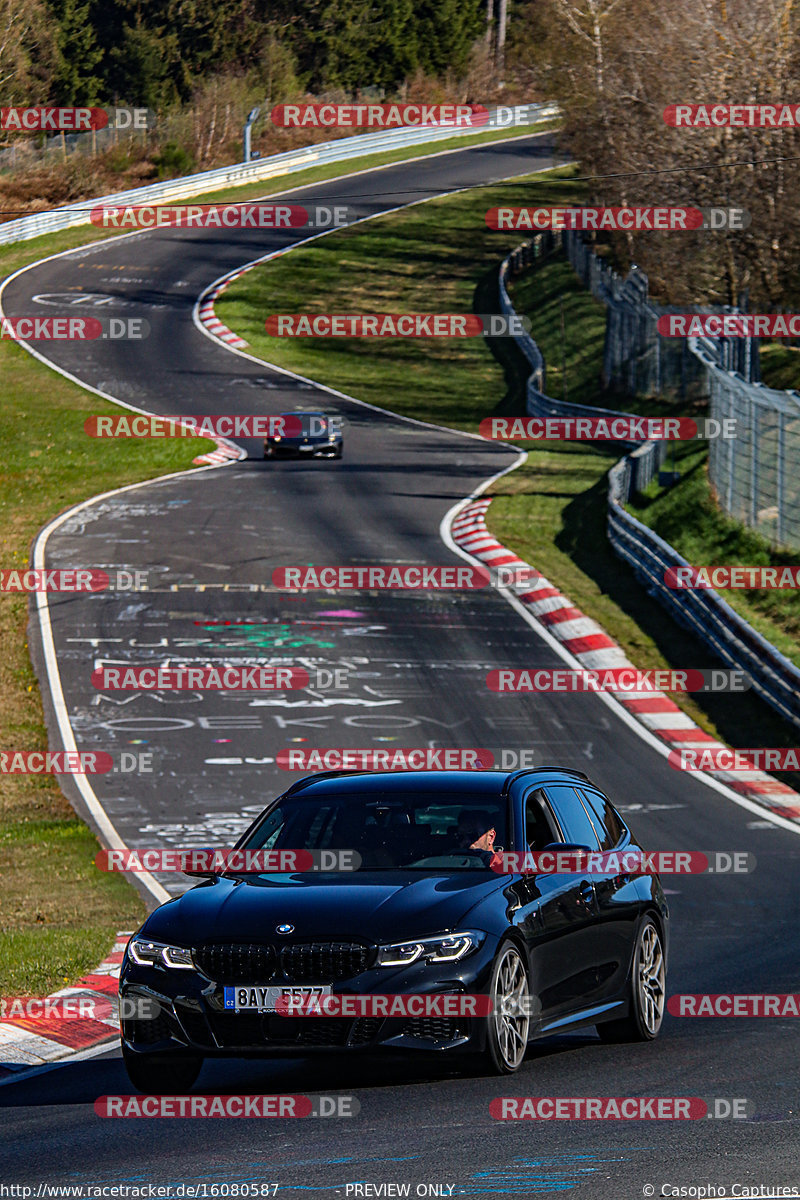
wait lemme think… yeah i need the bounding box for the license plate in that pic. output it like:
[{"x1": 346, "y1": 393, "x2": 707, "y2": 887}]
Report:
[{"x1": 223, "y1": 985, "x2": 332, "y2": 1012}]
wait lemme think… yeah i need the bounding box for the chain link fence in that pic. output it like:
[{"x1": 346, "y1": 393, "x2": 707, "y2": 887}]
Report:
[
  {"x1": 498, "y1": 239, "x2": 800, "y2": 730},
  {"x1": 691, "y1": 342, "x2": 800, "y2": 549},
  {"x1": 559, "y1": 230, "x2": 800, "y2": 550}
]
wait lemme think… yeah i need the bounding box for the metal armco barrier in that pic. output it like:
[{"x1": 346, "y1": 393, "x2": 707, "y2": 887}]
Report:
[
  {"x1": 498, "y1": 240, "x2": 800, "y2": 731},
  {"x1": 0, "y1": 104, "x2": 560, "y2": 246}
]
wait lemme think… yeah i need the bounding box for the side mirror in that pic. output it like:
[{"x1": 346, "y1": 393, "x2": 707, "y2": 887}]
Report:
[{"x1": 182, "y1": 847, "x2": 222, "y2": 878}]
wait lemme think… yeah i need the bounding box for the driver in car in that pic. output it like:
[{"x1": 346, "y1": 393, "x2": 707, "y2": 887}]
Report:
[{"x1": 456, "y1": 812, "x2": 503, "y2": 868}]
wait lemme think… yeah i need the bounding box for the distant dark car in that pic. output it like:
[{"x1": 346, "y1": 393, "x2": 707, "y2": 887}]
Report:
[
  {"x1": 119, "y1": 767, "x2": 669, "y2": 1092},
  {"x1": 263, "y1": 411, "x2": 342, "y2": 459}
]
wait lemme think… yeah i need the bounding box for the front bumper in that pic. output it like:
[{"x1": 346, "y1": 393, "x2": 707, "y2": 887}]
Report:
[
  {"x1": 120, "y1": 941, "x2": 497, "y2": 1058},
  {"x1": 264, "y1": 440, "x2": 341, "y2": 458}
]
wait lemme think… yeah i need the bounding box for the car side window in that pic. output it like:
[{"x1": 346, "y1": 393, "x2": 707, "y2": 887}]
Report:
[
  {"x1": 578, "y1": 788, "x2": 625, "y2": 850},
  {"x1": 524, "y1": 788, "x2": 560, "y2": 850},
  {"x1": 543, "y1": 785, "x2": 602, "y2": 849}
]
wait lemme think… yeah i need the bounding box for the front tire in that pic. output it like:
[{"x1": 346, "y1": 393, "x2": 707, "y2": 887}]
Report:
[
  {"x1": 597, "y1": 916, "x2": 665, "y2": 1043},
  {"x1": 122, "y1": 1042, "x2": 203, "y2": 1093},
  {"x1": 482, "y1": 940, "x2": 531, "y2": 1074}
]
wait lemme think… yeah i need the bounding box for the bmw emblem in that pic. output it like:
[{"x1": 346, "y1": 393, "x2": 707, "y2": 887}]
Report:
[{"x1": 276, "y1": 924, "x2": 294, "y2": 935}]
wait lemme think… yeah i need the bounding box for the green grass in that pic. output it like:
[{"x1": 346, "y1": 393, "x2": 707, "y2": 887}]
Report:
[
  {"x1": 0, "y1": 335, "x2": 215, "y2": 995},
  {"x1": 508, "y1": 255, "x2": 608, "y2": 409},
  {"x1": 628, "y1": 441, "x2": 800, "y2": 670},
  {"x1": 0, "y1": 930, "x2": 128, "y2": 998},
  {"x1": 485, "y1": 446, "x2": 800, "y2": 789},
  {"x1": 217, "y1": 168, "x2": 582, "y2": 432},
  {"x1": 757, "y1": 342, "x2": 800, "y2": 392},
  {"x1": 218, "y1": 180, "x2": 800, "y2": 787}
]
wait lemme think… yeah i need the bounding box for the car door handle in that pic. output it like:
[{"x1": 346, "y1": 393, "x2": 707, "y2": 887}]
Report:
[{"x1": 579, "y1": 881, "x2": 594, "y2": 904}]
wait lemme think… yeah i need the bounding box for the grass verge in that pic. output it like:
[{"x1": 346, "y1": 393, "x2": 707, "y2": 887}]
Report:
[
  {"x1": 628, "y1": 441, "x2": 800, "y2": 670},
  {"x1": 216, "y1": 169, "x2": 582, "y2": 431},
  {"x1": 0, "y1": 336, "x2": 212, "y2": 995}
]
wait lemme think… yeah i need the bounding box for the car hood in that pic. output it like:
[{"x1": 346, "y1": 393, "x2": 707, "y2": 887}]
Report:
[{"x1": 142, "y1": 871, "x2": 509, "y2": 946}]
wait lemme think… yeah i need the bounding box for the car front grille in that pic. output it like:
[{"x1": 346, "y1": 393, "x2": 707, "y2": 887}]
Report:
[
  {"x1": 207, "y1": 1012, "x2": 354, "y2": 1049},
  {"x1": 194, "y1": 943, "x2": 276, "y2": 984},
  {"x1": 280, "y1": 942, "x2": 373, "y2": 982},
  {"x1": 122, "y1": 1008, "x2": 176, "y2": 1046},
  {"x1": 402, "y1": 1016, "x2": 464, "y2": 1043},
  {"x1": 348, "y1": 1017, "x2": 383, "y2": 1046}
]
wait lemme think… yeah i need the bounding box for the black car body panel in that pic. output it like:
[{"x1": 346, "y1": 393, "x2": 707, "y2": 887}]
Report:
[
  {"x1": 263, "y1": 411, "x2": 342, "y2": 458},
  {"x1": 120, "y1": 769, "x2": 669, "y2": 1059}
]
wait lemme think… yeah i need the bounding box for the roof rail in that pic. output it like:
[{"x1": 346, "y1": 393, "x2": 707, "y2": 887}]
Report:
[
  {"x1": 280, "y1": 769, "x2": 367, "y2": 796},
  {"x1": 501, "y1": 765, "x2": 594, "y2": 793},
  {"x1": 534, "y1": 765, "x2": 592, "y2": 783}
]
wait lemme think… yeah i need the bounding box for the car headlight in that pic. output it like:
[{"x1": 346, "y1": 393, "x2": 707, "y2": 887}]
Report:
[
  {"x1": 375, "y1": 931, "x2": 484, "y2": 968},
  {"x1": 128, "y1": 938, "x2": 194, "y2": 970},
  {"x1": 272, "y1": 435, "x2": 282, "y2": 442}
]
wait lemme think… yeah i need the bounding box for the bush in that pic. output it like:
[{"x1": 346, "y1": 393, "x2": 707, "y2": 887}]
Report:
[{"x1": 151, "y1": 141, "x2": 196, "y2": 179}]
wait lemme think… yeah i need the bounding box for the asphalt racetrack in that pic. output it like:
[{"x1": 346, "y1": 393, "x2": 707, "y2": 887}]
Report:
[{"x1": 1, "y1": 133, "x2": 799, "y2": 1196}]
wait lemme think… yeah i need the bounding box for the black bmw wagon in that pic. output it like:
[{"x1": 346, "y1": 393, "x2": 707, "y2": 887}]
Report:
[{"x1": 119, "y1": 767, "x2": 669, "y2": 1091}]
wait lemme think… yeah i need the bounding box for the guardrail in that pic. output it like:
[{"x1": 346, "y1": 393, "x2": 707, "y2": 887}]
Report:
[
  {"x1": 607, "y1": 463, "x2": 800, "y2": 728},
  {"x1": 0, "y1": 104, "x2": 560, "y2": 247},
  {"x1": 497, "y1": 237, "x2": 800, "y2": 731}
]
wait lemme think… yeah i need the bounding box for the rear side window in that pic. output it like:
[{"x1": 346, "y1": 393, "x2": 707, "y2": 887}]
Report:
[
  {"x1": 543, "y1": 784, "x2": 601, "y2": 849},
  {"x1": 579, "y1": 789, "x2": 625, "y2": 850}
]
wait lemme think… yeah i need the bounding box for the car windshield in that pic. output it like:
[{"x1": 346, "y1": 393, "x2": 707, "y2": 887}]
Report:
[
  {"x1": 293, "y1": 413, "x2": 328, "y2": 436},
  {"x1": 240, "y1": 791, "x2": 509, "y2": 870}
]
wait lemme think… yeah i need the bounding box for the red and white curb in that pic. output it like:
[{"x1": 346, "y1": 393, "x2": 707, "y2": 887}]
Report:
[
  {"x1": 452, "y1": 498, "x2": 800, "y2": 823},
  {"x1": 192, "y1": 440, "x2": 243, "y2": 467},
  {"x1": 192, "y1": 260, "x2": 266, "y2": 464},
  {"x1": 197, "y1": 263, "x2": 264, "y2": 349},
  {"x1": 0, "y1": 931, "x2": 131, "y2": 1077}
]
